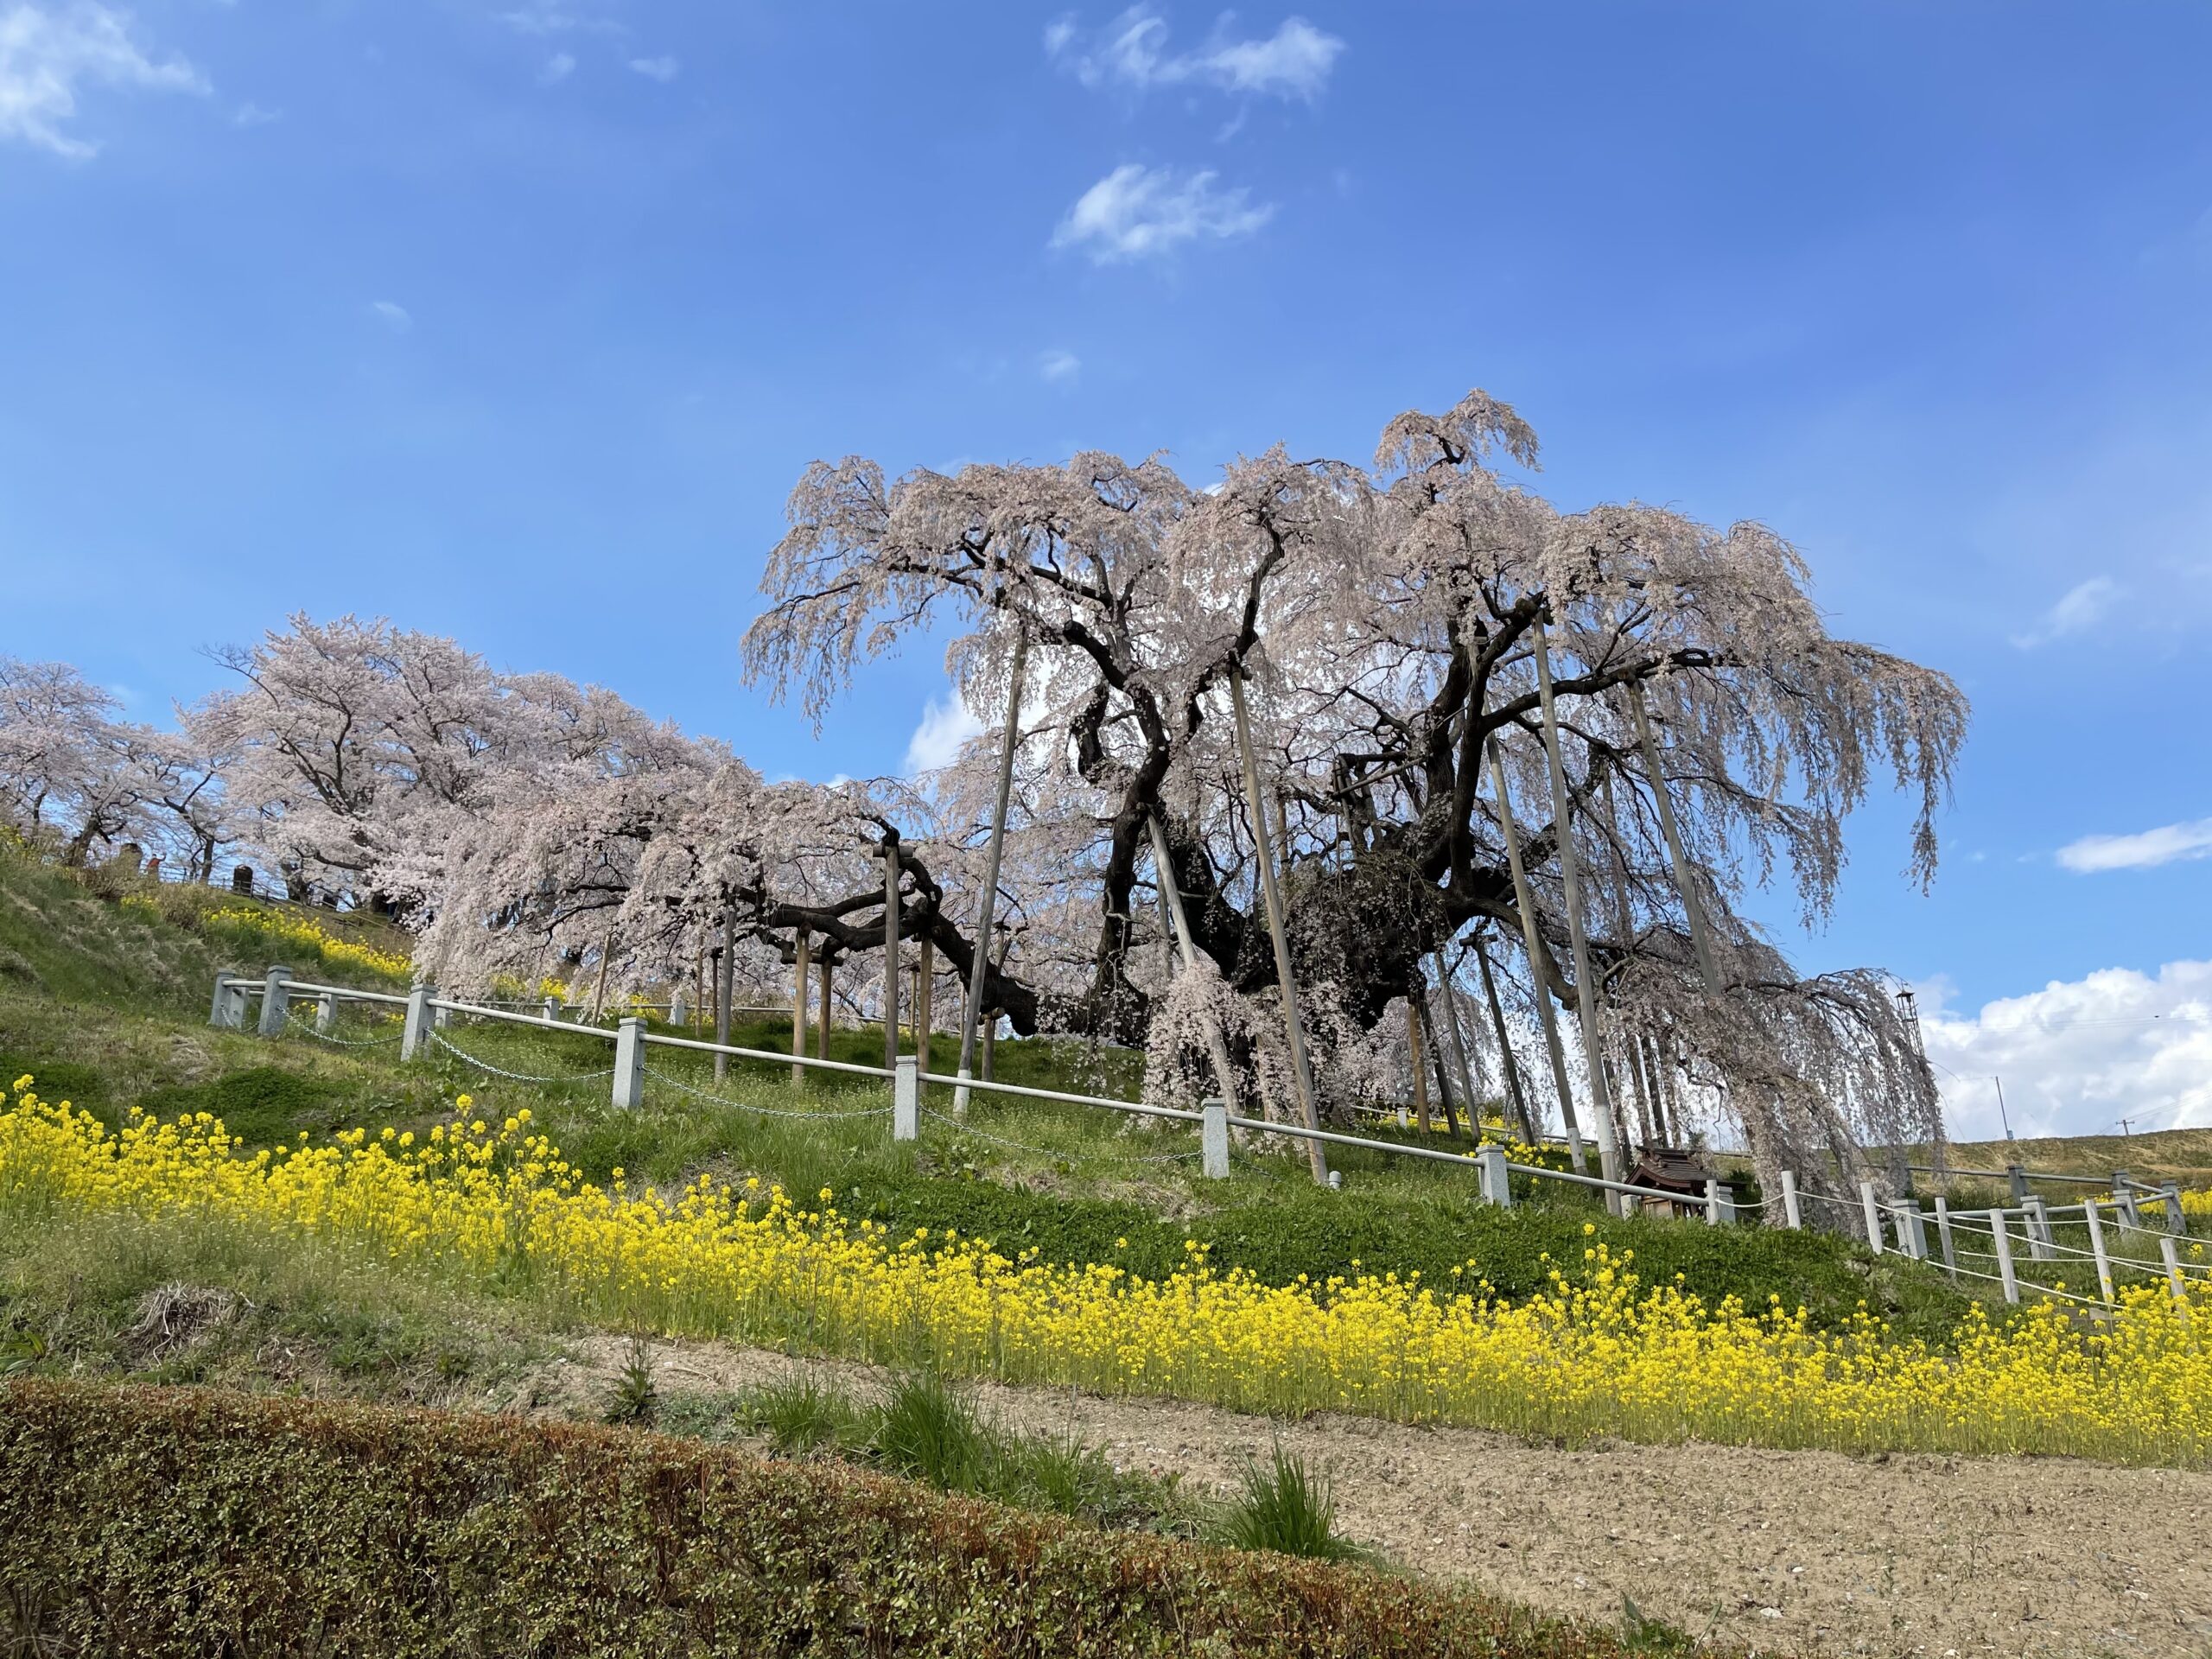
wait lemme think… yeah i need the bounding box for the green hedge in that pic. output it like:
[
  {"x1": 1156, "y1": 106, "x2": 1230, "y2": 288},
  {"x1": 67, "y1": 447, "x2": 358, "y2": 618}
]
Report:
[{"x1": 0, "y1": 1381, "x2": 1652, "y2": 1658}]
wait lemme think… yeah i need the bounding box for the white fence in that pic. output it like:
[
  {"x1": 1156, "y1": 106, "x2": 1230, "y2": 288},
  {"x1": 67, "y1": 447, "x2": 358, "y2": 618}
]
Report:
[{"x1": 209, "y1": 966, "x2": 2206, "y2": 1285}]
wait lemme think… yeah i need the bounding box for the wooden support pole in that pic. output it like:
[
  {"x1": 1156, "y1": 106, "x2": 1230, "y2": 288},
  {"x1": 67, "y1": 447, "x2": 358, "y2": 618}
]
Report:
[
  {"x1": 1433, "y1": 949, "x2": 1479, "y2": 1136},
  {"x1": 1935, "y1": 1195, "x2": 1958, "y2": 1279},
  {"x1": 954, "y1": 632, "x2": 1028, "y2": 1117},
  {"x1": 1529, "y1": 618, "x2": 1624, "y2": 1191},
  {"x1": 715, "y1": 909, "x2": 734, "y2": 1083},
  {"x1": 1473, "y1": 934, "x2": 1539, "y2": 1146},
  {"x1": 818, "y1": 950, "x2": 833, "y2": 1060},
  {"x1": 882, "y1": 836, "x2": 901, "y2": 1071},
  {"x1": 915, "y1": 934, "x2": 934, "y2": 1074},
  {"x1": 1486, "y1": 736, "x2": 1586, "y2": 1171},
  {"x1": 1230, "y1": 669, "x2": 1328, "y2": 1184},
  {"x1": 790, "y1": 929, "x2": 811, "y2": 1089},
  {"x1": 1408, "y1": 995, "x2": 1433, "y2": 1132},
  {"x1": 1779, "y1": 1168, "x2": 1802, "y2": 1230}
]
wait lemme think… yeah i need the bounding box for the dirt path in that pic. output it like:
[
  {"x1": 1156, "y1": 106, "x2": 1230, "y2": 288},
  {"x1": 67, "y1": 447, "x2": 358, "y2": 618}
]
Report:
[{"x1": 532, "y1": 1337, "x2": 2212, "y2": 1659}]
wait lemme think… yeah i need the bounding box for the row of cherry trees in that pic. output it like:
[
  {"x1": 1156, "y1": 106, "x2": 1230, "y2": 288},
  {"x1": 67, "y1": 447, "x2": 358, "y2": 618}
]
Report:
[{"x1": 0, "y1": 388, "x2": 1967, "y2": 1219}]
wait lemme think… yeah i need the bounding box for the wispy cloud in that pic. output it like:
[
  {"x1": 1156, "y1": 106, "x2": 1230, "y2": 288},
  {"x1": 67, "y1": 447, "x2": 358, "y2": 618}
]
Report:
[
  {"x1": 0, "y1": 1, "x2": 207, "y2": 158},
  {"x1": 232, "y1": 100, "x2": 279, "y2": 127},
  {"x1": 368, "y1": 300, "x2": 413, "y2": 334},
  {"x1": 1038, "y1": 349, "x2": 1081, "y2": 384},
  {"x1": 905, "y1": 691, "x2": 985, "y2": 776},
  {"x1": 2010, "y1": 575, "x2": 2119, "y2": 649},
  {"x1": 627, "y1": 54, "x2": 678, "y2": 82},
  {"x1": 2057, "y1": 817, "x2": 2212, "y2": 874},
  {"x1": 1045, "y1": 8, "x2": 1344, "y2": 103},
  {"x1": 1052, "y1": 163, "x2": 1271, "y2": 263},
  {"x1": 495, "y1": 3, "x2": 621, "y2": 37},
  {"x1": 537, "y1": 52, "x2": 575, "y2": 85}
]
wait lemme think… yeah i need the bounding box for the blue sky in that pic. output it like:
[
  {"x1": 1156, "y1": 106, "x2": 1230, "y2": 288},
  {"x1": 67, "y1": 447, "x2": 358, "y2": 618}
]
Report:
[{"x1": 5, "y1": 1, "x2": 2209, "y2": 1132}]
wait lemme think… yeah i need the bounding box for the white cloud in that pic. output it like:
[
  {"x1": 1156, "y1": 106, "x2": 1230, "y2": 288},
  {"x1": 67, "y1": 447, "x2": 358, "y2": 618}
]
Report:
[
  {"x1": 2056, "y1": 817, "x2": 2212, "y2": 874},
  {"x1": 1038, "y1": 348, "x2": 1081, "y2": 384},
  {"x1": 537, "y1": 52, "x2": 575, "y2": 85},
  {"x1": 2010, "y1": 575, "x2": 2119, "y2": 648},
  {"x1": 231, "y1": 100, "x2": 279, "y2": 127},
  {"x1": 1052, "y1": 163, "x2": 1272, "y2": 263},
  {"x1": 369, "y1": 300, "x2": 412, "y2": 334},
  {"x1": 1921, "y1": 961, "x2": 2212, "y2": 1138},
  {"x1": 0, "y1": 1, "x2": 207, "y2": 158},
  {"x1": 496, "y1": 3, "x2": 620, "y2": 37},
  {"x1": 627, "y1": 54, "x2": 678, "y2": 81},
  {"x1": 1046, "y1": 7, "x2": 1344, "y2": 103},
  {"x1": 905, "y1": 691, "x2": 985, "y2": 777}
]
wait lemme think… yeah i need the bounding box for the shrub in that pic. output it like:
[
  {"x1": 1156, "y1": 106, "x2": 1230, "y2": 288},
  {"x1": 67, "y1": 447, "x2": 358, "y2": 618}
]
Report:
[{"x1": 0, "y1": 1380, "x2": 1652, "y2": 1658}]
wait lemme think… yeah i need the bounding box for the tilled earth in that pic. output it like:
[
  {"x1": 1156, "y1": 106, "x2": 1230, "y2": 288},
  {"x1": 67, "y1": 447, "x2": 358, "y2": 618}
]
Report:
[{"x1": 531, "y1": 1337, "x2": 2212, "y2": 1659}]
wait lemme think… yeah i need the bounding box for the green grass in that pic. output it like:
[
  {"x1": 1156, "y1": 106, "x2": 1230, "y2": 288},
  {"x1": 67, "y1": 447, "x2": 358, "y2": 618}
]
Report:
[{"x1": 1217, "y1": 1445, "x2": 1364, "y2": 1563}]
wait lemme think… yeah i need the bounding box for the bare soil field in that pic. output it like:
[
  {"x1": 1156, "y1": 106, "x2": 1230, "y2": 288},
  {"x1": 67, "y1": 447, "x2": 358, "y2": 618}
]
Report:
[{"x1": 533, "y1": 1337, "x2": 2212, "y2": 1659}]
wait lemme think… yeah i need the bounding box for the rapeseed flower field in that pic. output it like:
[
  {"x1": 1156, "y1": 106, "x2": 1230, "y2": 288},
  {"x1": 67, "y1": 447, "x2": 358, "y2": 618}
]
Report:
[{"x1": 3, "y1": 1077, "x2": 2206, "y2": 1465}]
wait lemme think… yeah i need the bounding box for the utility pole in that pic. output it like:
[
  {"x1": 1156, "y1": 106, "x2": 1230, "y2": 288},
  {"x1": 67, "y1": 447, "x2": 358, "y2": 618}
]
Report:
[{"x1": 1993, "y1": 1076, "x2": 2014, "y2": 1141}]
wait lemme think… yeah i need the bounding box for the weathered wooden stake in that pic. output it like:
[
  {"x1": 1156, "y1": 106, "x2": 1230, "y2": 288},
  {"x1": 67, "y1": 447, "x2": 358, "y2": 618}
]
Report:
[
  {"x1": 2082, "y1": 1198, "x2": 2115, "y2": 1303},
  {"x1": 882, "y1": 836, "x2": 901, "y2": 1071},
  {"x1": 790, "y1": 929, "x2": 811, "y2": 1089},
  {"x1": 1859, "y1": 1180, "x2": 1885, "y2": 1251},
  {"x1": 1147, "y1": 811, "x2": 1241, "y2": 1110},
  {"x1": 1230, "y1": 668, "x2": 1328, "y2": 1185},
  {"x1": 1992, "y1": 1210, "x2": 2020, "y2": 1304},
  {"x1": 1934, "y1": 1195, "x2": 1958, "y2": 1279},
  {"x1": 1407, "y1": 995, "x2": 1433, "y2": 1132},
  {"x1": 1433, "y1": 949, "x2": 1479, "y2": 1136},
  {"x1": 818, "y1": 950, "x2": 833, "y2": 1061},
  {"x1": 715, "y1": 909, "x2": 734, "y2": 1083},
  {"x1": 915, "y1": 933, "x2": 934, "y2": 1074},
  {"x1": 1473, "y1": 934, "x2": 1540, "y2": 1145},
  {"x1": 954, "y1": 632, "x2": 1028, "y2": 1117}
]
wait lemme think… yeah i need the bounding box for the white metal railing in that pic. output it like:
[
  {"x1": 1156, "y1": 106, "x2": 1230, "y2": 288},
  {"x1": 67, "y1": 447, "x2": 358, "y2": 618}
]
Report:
[{"x1": 214, "y1": 971, "x2": 2210, "y2": 1252}]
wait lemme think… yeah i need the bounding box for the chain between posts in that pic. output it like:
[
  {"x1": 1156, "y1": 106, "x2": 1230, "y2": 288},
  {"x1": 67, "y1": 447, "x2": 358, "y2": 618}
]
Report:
[
  {"x1": 286, "y1": 1009, "x2": 402, "y2": 1048},
  {"x1": 643, "y1": 1065, "x2": 891, "y2": 1121},
  {"x1": 429, "y1": 1031, "x2": 615, "y2": 1084}
]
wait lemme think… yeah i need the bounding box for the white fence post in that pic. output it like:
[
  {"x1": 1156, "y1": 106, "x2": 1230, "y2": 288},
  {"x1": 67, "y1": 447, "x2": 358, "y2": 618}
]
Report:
[
  {"x1": 613, "y1": 1017, "x2": 645, "y2": 1109},
  {"x1": 1991, "y1": 1210, "x2": 2020, "y2": 1304},
  {"x1": 2024, "y1": 1196, "x2": 2053, "y2": 1262},
  {"x1": 402, "y1": 985, "x2": 435, "y2": 1061},
  {"x1": 1905, "y1": 1199, "x2": 1929, "y2": 1261},
  {"x1": 257, "y1": 964, "x2": 291, "y2": 1036},
  {"x1": 1934, "y1": 1195, "x2": 1958, "y2": 1280},
  {"x1": 670, "y1": 990, "x2": 689, "y2": 1027},
  {"x1": 543, "y1": 996, "x2": 560, "y2": 1022},
  {"x1": 2006, "y1": 1162, "x2": 2029, "y2": 1205},
  {"x1": 1859, "y1": 1181, "x2": 1885, "y2": 1252},
  {"x1": 1779, "y1": 1168, "x2": 1802, "y2": 1230},
  {"x1": 1202, "y1": 1099, "x2": 1230, "y2": 1180},
  {"x1": 1478, "y1": 1144, "x2": 1511, "y2": 1207},
  {"x1": 893, "y1": 1056, "x2": 918, "y2": 1143},
  {"x1": 316, "y1": 990, "x2": 337, "y2": 1033},
  {"x1": 2112, "y1": 1172, "x2": 2141, "y2": 1230},
  {"x1": 209, "y1": 972, "x2": 245, "y2": 1030},
  {"x1": 2082, "y1": 1198, "x2": 2115, "y2": 1304},
  {"x1": 2159, "y1": 1235, "x2": 2185, "y2": 1300}
]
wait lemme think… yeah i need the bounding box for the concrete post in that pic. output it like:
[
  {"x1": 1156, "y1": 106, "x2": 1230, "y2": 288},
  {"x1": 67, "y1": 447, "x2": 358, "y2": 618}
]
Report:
[
  {"x1": 1478, "y1": 1144, "x2": 1511, "y2": 1207},
  {"x1": 210, "y1": 972, "x2": 239, "y2": 1030},
  {"x1": 402, "y1": 985, "x2": 435, "y2": 1062},
  {"x1": 893, "y1": 1055, "x2": 918, "y2": 1143},
  {"x1": 2160, "y1": 1181, "x2": 2183, "y2": 1236},
  {"x1": 1991, "y1": 1210, "x2": 2020, "y2": 1304},
  {"x1": 670, "y1": 990, "x2": 688, "y2": 1028},
  {"x1": 1904, "y1": 1200, "x2": 1929, "y2": 1262},
  {"x1": 612, "y1": 1016, "x2": 645, "y2": 1110},
  {"x1": 316, "y1": 991, "x2": 337, "y2": 1034},
  {"x1": 2116, "y1": 1185, "x2": 2141, "y2": 1230},
  {"x1": 1779, "y1": 1168, "x2": 1802, "y2": 1230},
  {"x1": 2006, "y1": 1162, "x2": 2029, "y2": 1204},
  {"x1": 1201, "y1": 1099, "x2": 1230, "y2": 1180},
  {"x1": 2159, "y1": 1235, "x2": 2185, "y2": 1300},
  {"x1": 2023, "y1": 1196, "x2": 2053, "y2": 1262},
  {"x1": 257, "y1": 965, "x2": 291, "y2": 1036},
  {"x1": 543, "y1": 996, "x2": 559, "y2": 1022},
  {"x1": 1859, "y1": 1181, "x2": 1885, "y2": 1253},
  {"x1": 1934, "y1": 1195, "x2": 1958, "y2": 1281},
  {"x1": 2082, "y1": 1198, "x2": 2115, "y2": 1304}
]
